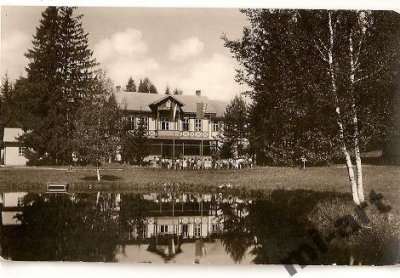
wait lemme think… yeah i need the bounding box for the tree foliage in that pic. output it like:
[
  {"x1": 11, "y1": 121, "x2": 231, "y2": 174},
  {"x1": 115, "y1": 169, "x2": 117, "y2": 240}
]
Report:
[
  {"x1": 223, "y1": 9, "x2": 400, "y2": 165},
  {"x1": 13, "y1": 7, "x2": 97, "y2": 164},
  {"x1": 0, "y1": 74, "x2": 19, "y2": 144},
  {"x1": 221, "y1": 95, "x2": 250, "y2": 158},
  {"x1": 165, "y1": 86, "x2": 171, "y2": 95},
  {"x1": 173, "y1": 88, "x2": 183, "y2": 95},
  {"x1": 138, "y1": 77, "x2": 158, "y2": 94},
  {"x1": 121, "y1": 115, "x2": 149, "y2": 165},
  {"x1": 73, "y1": 72, "x2": 122, "y2": 178},
  {"x1": 125, "y1": 76, "x2": 137, "y2": 92},
  {"x1": 9, "y1": 193, "x2": 120, "y2": 261}
]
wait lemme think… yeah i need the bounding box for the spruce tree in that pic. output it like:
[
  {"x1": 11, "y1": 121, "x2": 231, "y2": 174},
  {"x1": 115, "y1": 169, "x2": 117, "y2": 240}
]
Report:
[
  {"x1": 0, "y1": 74, "x2": 16, "y2": 144},
  {"x1": 17, "y1": 7, "x2": 96, "y2": 164},
  {"x1": 125, "y1": 77, "x2": 136, "y2": 92},
  {"x1": 165, "y1": 86, "x2": 171, "y2": 95},
  {"x1": 137, "y1": 77, "x2": 158, "y2": 94}
]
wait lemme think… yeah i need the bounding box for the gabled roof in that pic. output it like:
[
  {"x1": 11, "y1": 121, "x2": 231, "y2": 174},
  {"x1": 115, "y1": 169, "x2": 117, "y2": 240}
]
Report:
[
  {"x1": 148, "y1": 94, "x2": 185, "y2": 108},
  {"x1": 3, "y1": 128, "x2": 24, "y2": 143},
  {"x1": 115, "y1": 92, "x2": 227, "y2": 117}
]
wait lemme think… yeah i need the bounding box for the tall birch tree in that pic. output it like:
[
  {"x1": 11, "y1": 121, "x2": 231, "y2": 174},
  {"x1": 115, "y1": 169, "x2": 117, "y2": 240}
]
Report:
[{"x1": 224, "y1": 9, "x2": 399, "y2": 205}]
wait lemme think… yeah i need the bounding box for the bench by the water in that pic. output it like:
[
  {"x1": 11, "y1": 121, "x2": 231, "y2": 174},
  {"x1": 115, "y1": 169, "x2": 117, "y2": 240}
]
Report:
[{"x1": 47, "y1": 182, "x2": 69, "y2": 193}]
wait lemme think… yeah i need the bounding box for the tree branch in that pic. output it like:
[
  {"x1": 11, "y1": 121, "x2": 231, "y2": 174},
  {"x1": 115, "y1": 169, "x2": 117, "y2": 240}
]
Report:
[
  {"x1": 314, "y1": 39, "x2": 328, "y2": 62},
  {"x1": 354, "y1": 65, "x2": 385, "y2": 83}
]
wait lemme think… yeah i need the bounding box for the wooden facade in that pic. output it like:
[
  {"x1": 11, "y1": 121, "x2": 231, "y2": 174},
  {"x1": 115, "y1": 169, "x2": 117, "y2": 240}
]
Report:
[{"x1": 116, "y1": 91, "x2": 226, "y2": 159}]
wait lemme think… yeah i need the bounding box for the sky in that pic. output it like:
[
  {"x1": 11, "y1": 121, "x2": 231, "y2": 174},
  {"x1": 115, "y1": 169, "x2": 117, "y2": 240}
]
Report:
[{"x1": 1, "y1": 6, "x2": 249, "y2": 101}]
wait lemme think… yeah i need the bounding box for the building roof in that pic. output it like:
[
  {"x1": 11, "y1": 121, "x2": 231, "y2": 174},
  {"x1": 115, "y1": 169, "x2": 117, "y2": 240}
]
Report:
[
  {"x1": 115, "y1": 92, "x2": 227, "y2": 117},
  {"x1": 3, "y1": 128, "x2": 24, "y2": 143}
]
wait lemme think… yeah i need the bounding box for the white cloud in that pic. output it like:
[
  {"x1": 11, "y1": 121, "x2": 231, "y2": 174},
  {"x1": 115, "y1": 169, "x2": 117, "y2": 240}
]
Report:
[
  {"x1": 94, "y1": 28, "x2": 160, "y2": 86},
  {"x1": 168, "y1": 37, "x2": 204, "y2": 62},
  {"x1": 93, "y1": 29, "x2": 244, "y2": 101},
  {"x1": 1, "y1": 30, "x2": 31, "y2": 80},
  {"x1": 156, "y1": 53, "x2": 247, "y2": 101},
  {"x1": 94, "y1": 28, "x2": 148, "y2": 61}
]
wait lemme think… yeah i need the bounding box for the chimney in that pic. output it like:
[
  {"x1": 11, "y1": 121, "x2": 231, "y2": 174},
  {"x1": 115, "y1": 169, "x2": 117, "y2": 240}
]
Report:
[
  {"x1": 116, "y1": 86, "x2": 121, "y2": 92},
  {"x1": 195, "y1": 90, "x2": 201, "y2": 97}
]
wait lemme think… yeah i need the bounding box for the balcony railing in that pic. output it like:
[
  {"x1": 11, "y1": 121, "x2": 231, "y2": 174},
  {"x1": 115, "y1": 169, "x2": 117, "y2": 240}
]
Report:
[
  {"x1": 179, "y1": 131, "x2": 209, "y2": 138},
  {"x1": 144, "y1": 130, "x2": 209, "y2": 139}
]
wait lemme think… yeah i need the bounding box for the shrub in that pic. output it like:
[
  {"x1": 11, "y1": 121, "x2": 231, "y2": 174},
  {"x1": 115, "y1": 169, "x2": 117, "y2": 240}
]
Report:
[{"x1": 307, "y1": 198, "x2": 400, "y2": 265}]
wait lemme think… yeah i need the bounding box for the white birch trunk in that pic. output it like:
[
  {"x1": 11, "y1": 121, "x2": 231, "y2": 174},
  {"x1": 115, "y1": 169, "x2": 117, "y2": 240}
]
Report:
[
  {"x1": 96, "y1": 162, "x2": 101, "y2": 181},
  {"x1": 328, "y1": 12, "x2": 361, "y2": 205},
  {"x1": 349, "y1": 33, "x2": 365, "y2": 203}
]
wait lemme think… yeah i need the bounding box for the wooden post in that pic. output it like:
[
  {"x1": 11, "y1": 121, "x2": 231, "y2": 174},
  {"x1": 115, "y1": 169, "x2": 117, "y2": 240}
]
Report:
[
  {"x1": 173, "y1": 139, "x2": 175, "y2": 158},
  {"x1": 161, "y1": 141, "x2": 163, "y2": 158},
  {"x1": 156, "y1": 109, "x2": 159, "y2": 134},
  {"x1": 182, "y1": 142, "x2": 185, "y2": 157}
]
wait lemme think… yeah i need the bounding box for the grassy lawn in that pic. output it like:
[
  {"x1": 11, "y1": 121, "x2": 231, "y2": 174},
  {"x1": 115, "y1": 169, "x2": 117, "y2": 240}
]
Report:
[{"x1": 0, "y1": 164, "x2": 399, "y2": 201}]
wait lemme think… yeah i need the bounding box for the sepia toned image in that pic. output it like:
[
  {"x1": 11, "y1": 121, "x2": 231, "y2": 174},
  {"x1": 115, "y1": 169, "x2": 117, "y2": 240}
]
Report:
[{"x1": 0, "y1": 4, "x2": 399, "y2": 273}]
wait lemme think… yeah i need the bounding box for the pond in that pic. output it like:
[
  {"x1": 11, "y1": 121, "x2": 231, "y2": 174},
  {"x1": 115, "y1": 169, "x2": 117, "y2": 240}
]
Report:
[{"x1": 0, "y1": 189, "x2": 398, "y2": 265}]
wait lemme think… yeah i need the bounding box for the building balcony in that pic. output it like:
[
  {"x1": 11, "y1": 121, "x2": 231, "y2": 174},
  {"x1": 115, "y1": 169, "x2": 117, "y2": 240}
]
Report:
[{"x1": 145, "y1": 130, "x2": 211, "y2": 140}]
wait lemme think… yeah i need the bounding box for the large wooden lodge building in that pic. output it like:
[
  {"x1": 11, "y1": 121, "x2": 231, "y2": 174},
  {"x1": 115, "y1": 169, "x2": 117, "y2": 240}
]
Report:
[
  {"x1": 0, "y1": 90, "x2": 227, "y2": 165},
  {"x1": 116, "y1": 89, "x2": 227, "y2": 160}
]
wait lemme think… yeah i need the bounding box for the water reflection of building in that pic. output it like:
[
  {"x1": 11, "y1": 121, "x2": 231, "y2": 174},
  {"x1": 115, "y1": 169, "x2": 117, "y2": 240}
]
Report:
[
  {"x1": 0, "y1": 191, "x2": 252, "y2": 262},
  {"x1": 121, "y1": 192, "x2": 252, "y2": 262},
  {"x1": 0, "y1": 192, "x2": 27, "y2": 225},
  {"x1": 128, "y1": 193, "x2": 223, "y2": 240}
]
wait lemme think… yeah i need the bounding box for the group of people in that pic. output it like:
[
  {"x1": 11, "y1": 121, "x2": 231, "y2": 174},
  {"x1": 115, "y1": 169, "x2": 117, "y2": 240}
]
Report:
[{"x1": 150, "y1": 156, "x2": 254, "y2": 170}]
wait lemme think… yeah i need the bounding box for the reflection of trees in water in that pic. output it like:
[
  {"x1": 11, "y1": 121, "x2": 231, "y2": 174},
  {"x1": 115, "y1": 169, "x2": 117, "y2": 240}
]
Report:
[
  {"x1": 219, "y1": 190, "x2": 352, "y2": 264},
  {"x1": 219, "y1": 201, "x2": 253, "y2": 263},
  {"x1": 119, "y1": 194, "x2": 153, "y2": 241},
  {"x1": 2, "y1": 189, "x2": 396, "y2": 264},
  {"x1": 3, "y1": 193, "x2": 120, "y2": 261}
]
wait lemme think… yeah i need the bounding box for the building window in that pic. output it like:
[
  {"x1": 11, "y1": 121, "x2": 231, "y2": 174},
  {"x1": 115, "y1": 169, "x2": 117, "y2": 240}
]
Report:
[
  {"x1": 194, "y1": 223, "x2": 201, "y2": 237},
  {"x1": 18, "y1": 147, "x2": 26, "y2": 157},
  {"x1": 212, "y1": 120, "x2": 219, "y2": 132},
  {"x1": 160, "y1": 117, "x2": 169, "y2": 130},
  {"x1": 141, "y1": 116, "x2": 149, "y2": 130},
  {"x1": 195, "y1": 119, "x2": 202, "y2": 132},
  {"x1": 160, "y1": 225, "x2": 169, "y2": 234},
  {"x1": 181, "y1": 224, "x2": 188, "y2": 236},
  {"x1": 129, "y1": 116, "x2": 135, "y2": 130},
  {"x1": 17, "y1": 197, "x2": 24, "y2": 207},
  {"x1": 182, "y1": 117, "x2": 189, "y2": 131},
  {"x1": 212, "y1": 223, "x2": 220, "y2": 233}
]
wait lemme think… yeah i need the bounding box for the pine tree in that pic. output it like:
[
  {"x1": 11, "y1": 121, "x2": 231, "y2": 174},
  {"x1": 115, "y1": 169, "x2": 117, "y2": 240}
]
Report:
[
  {"x1": 165, "y1": 86, "x2": 171, "y2": 95},
  {"x1": 16, "y1": 7, "x2": 97, "y2": 164},
  {"x1": 125, "y1": 77, "x2": 136, "y2": 92}
]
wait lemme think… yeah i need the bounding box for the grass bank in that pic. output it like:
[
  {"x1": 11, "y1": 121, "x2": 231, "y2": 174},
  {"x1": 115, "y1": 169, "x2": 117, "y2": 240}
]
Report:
[{"x1": 0, "y1": 164, "x2": 399, "y2": 200}]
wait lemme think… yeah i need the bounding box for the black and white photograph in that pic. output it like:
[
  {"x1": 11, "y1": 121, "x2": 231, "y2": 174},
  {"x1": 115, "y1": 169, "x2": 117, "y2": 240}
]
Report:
[{"x1": 0, "y1": 1, "x2": 399, "y2": 274}]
